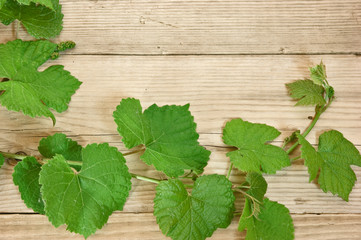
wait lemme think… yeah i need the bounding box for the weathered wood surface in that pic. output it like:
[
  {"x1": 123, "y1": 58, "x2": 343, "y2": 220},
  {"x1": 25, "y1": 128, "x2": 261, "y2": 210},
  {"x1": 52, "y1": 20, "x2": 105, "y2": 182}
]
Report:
[
  {"x1": 1, "y1": 213, "x2": 361, "y2": 240},
  {"x1": 1, "y1": 0, "x2": 361, "y2": 239},
  {"x1": 0, "y1": 55, "x2": 360, "y2": 238},
  {"x1": 0, "y1": 0, "x2": 361, "y2": 54},
  {"x1": 0, "y1": 55, "x2": 360, "y2": 143}
]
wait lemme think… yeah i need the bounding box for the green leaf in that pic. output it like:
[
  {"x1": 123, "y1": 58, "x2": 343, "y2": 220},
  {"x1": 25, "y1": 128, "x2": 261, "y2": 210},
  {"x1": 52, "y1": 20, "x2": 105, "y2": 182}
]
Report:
[
  {"x1": 154, "y1": 174, "x2": 235, "y2": 240},
  {"x1": 113, "y1": 98, "x2": 210, "y2": 177},
  {"x1": 286, "y1": 80, "x2": 326, "y2": 106},
  {"x1": 12, "y1": 157, "x2": 44, "y2": 214},
  {"x1": 239, "y1": 198, "x2": 294, "y2": 240},
  {"x1": 15, "y1": 0, "x2": 56, "y2": 10},
  {"x1": 39, "y1": 143, "x2": 132, "y2": 238},
  {"x1": 298, "y1": 131, "x2": 361, "y2": 201},
  {"x1": 0, "y1": 0, "x2": 6, "y2": 8},
  {"x1": 0, "y1": 40, "x2": 81, "y2": 124},
  {"x1": 0, "y1": 0, "x2": 63, "y2": 39},
  {"x1": 0, "y1": 153, "x2": 4, "y2": 168},
  {"x1": 38, "y1": 133, "x2": 82, "y2": 170},
  {"x1": 38, "y1": 133, "x2": 82, "y2": 171},
  {"x1": 238, "y1": 173, "x2": 267, "y2": 220},
  {"x1": 310, "y1": 61, "x2": 327, "y2": 85},
  {"x1": 245, "y1": 172, "x2": 267, "y2": 204},
  {"x1": 223, "y1": 118, "x2": 290, "y2": 174}
]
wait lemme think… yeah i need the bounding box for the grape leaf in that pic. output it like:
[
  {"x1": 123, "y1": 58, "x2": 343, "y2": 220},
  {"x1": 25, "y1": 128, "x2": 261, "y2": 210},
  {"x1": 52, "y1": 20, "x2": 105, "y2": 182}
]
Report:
[
  {"x1": 113, "y1": 98, "x2": 210, "y2": 177},
  {"x1": 0, "y1": 153, "x2": 4, "y2": 168},
  {"x1": 0, "y1": 0, "x2": 63, "y2": 39},
  {"x1": 39, "y1": 143, "x2": 132, "y2": 238},
  {"x1": 245, "y1": 172, "x2": 267, "y2": 204},
  {"x1": 223, "y1": 118, "x2": 290, "y2": 174},
  {"x1": 15, "y1": 0, "x2": 56, "y2": 10},
  {"x1": 239, "y1": 198, "x2": 294, "y2": 240},
  {"x1": 0, "y1": 40, "x2": 81, "y2": 124},
  {"x1": 298, "y1": 131, "x2": 361, "y2": 201},
  {"x1": 286, "y1": 80, "x2": 326, "y2": 106},
  {"x1": 310, "y1": 61, "x2": 326, "y2": 85},
  {"x1": 154, "y1": 174, "x2": 235, "y2": 240},
  {"x1": 38, "y1": 133, "x2": 82, "y2": 170},
  {"x1": 12, "y1": 157, "x2": 44, "y2": 214}
]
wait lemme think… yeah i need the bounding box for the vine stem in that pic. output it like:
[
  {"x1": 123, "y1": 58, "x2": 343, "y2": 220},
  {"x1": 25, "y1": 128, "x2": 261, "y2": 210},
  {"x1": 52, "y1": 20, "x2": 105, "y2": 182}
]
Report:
[
  {"x1": 291, "y1": 156, "x2": 301, "y2": 162},
  {"x1": 0, "y1": 149, "x2": 163, "y2": 184},
  {"x1": 226, "y1": 163, "x2": 233, "y2": 179},
  {"x1": 285, "y1": 98, "x2": 333, "y2": 155},
  {"x1": 15, "y1": 20, "x2": 20, "y2": 39},
  {"x1": 0, "y1": 151, "x2": 27, "y2": 160},
  {"x1": 130, "y1": 173, "x2": 161, "y2": 184}
]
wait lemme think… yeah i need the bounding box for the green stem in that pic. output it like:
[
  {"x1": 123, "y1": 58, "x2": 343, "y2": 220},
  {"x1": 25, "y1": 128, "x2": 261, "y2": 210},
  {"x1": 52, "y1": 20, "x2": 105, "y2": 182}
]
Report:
[
  {"x1": 130, "y1": 173, "x2": 161, "y2": 184},
  {"x1": 286, "y1": 107, "x2": 323, "y2": 155},
  {"x1": 1, "y1": 150, "x2": 165, "y2": 185},
  {"x1": 0, "y1": 151, "x2": 27, "y2": 160},
  {"x1": 287, "y1": 89, "x2": 335, "y2": 155},
  {"x1": 15, "y1": 20, "x2": 20, "y2": 39},
  {"x1": 226, "y1": 163, "x2": 233, "y2": 179},
  {"x1": 291, "y1": 156, "x2": 301, "y2": 161},
  {"x1": 123, "y1": 148, "x2": 145, "y2": 156}
]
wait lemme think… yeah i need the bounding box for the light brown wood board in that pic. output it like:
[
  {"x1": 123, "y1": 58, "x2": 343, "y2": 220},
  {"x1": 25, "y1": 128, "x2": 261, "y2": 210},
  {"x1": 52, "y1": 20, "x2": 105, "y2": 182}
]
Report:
[{"x1": 0, "y1": 0, "x2": 361, "y2": 54}]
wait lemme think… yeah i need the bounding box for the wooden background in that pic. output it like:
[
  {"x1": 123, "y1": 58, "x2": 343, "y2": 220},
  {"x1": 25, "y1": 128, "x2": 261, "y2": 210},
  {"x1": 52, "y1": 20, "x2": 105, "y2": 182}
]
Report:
[{"x1": 1, "y1": 0, "x2": 361, "y2": 239}]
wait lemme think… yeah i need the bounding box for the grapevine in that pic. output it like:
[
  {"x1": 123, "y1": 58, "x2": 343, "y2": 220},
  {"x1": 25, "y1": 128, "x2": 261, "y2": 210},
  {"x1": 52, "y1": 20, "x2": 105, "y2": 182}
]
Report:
[{"x1": 1, "y1": 1, "x2": 360, "y2": 239}]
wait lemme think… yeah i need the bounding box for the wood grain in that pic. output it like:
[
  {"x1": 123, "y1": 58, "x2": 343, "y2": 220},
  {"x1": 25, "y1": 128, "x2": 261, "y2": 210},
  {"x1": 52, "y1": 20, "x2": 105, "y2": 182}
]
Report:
[
  {"x1": 0, "y1": 213, "x2": 361, "y2": 240},
  {"x1": 0, "y1": 55, "x2": 360, "y2": 144},
  {"x1": 0, "y1": 55, "x2": 360, "y2": 217},
  {"x1": 1, "y1": 0, "x2": 361, "y2": 54},
  {"x1": 1, "y1": 1, "x2": 361, "y2": 238}
]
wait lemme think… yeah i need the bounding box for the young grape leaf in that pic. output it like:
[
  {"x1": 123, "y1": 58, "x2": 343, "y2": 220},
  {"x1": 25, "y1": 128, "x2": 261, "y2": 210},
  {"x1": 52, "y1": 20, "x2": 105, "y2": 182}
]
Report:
[
  {"x1": 245, "y1": 172, "x2": 267, "y2": 204},
  {"x1": 15, "y1": 0, "x2": 56, "y2": 10},
  {"x1": 12, "y1": 157, "x2": 44, "y2": 214},
  {"x1": 113, "y1": 98, "x2": 210, "y2": 177},
  {"x1": 38, "y1": 133, "x2": 82, "y2": 170},
  {"x1": 286, "y1": 80, "x2": 326, "y2": 106},
  {"x1": 39, "y1": 143, "x2": 132, "y2": 238},
  {"x1": 154, "y1": 174, "x2": 235, "y2": 240},
  {"x1": 0, "y1": 40, "x2": 81, "y2": 124},
  {"x1": 239, "y1": 198, "x2": 294, "y2": 240},
  {"x1": 223, "y1": 118, "x2": 290, "y2": 174},
  {"x1": 0, "y1": 153, "x2": 4, "y2": 168},
  {"x1": 237, "y1": 172, "x2": 267, "y2": 220},
  {"x1": 310, "y1": 61, "x2": 326, "y2": 85},
  {"x1": 0, "y1": 0, "x2": 63, "y2": 39},
  {"x1": 298, "y1": 131, "x2": 361, "y2": 201}
]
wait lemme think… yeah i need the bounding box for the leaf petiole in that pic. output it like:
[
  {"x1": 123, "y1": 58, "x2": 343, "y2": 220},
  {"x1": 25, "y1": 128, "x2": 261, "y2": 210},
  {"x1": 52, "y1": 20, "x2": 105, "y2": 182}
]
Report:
[
  {"x1": 130, "y1": 173, "x2": 161, "y2": 184},
  {"x1": 291, "y1": 156, "x2": 301, "y2": 161},
  {"x1": 1, "y1": 149, "x2": 165, "y2": 184},
  {"x1": 15, "y1": 20, "x2": 20, "y2": 39},
  {"x1": 0, "y1": 151, "x2": 27, "y2": 161},
  {"x1": 226, "y1": 163, "x2": 233, "y2": 179}
]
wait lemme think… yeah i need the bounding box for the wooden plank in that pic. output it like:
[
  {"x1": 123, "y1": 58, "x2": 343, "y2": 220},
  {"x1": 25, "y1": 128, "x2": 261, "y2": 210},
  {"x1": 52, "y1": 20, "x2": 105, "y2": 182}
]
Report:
[
  {"x1": 0, "y1": 212, "x2": 361, "y2": 239},
  {"x1": 1, "y1": 145, "x2": 361, "y2": 214},
  {"x1": 1, "y1": 0, "x2": 361, "y2": 54},
  {"x1": 0, "y1": 55, "x2": 360, "y2": 144}
]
